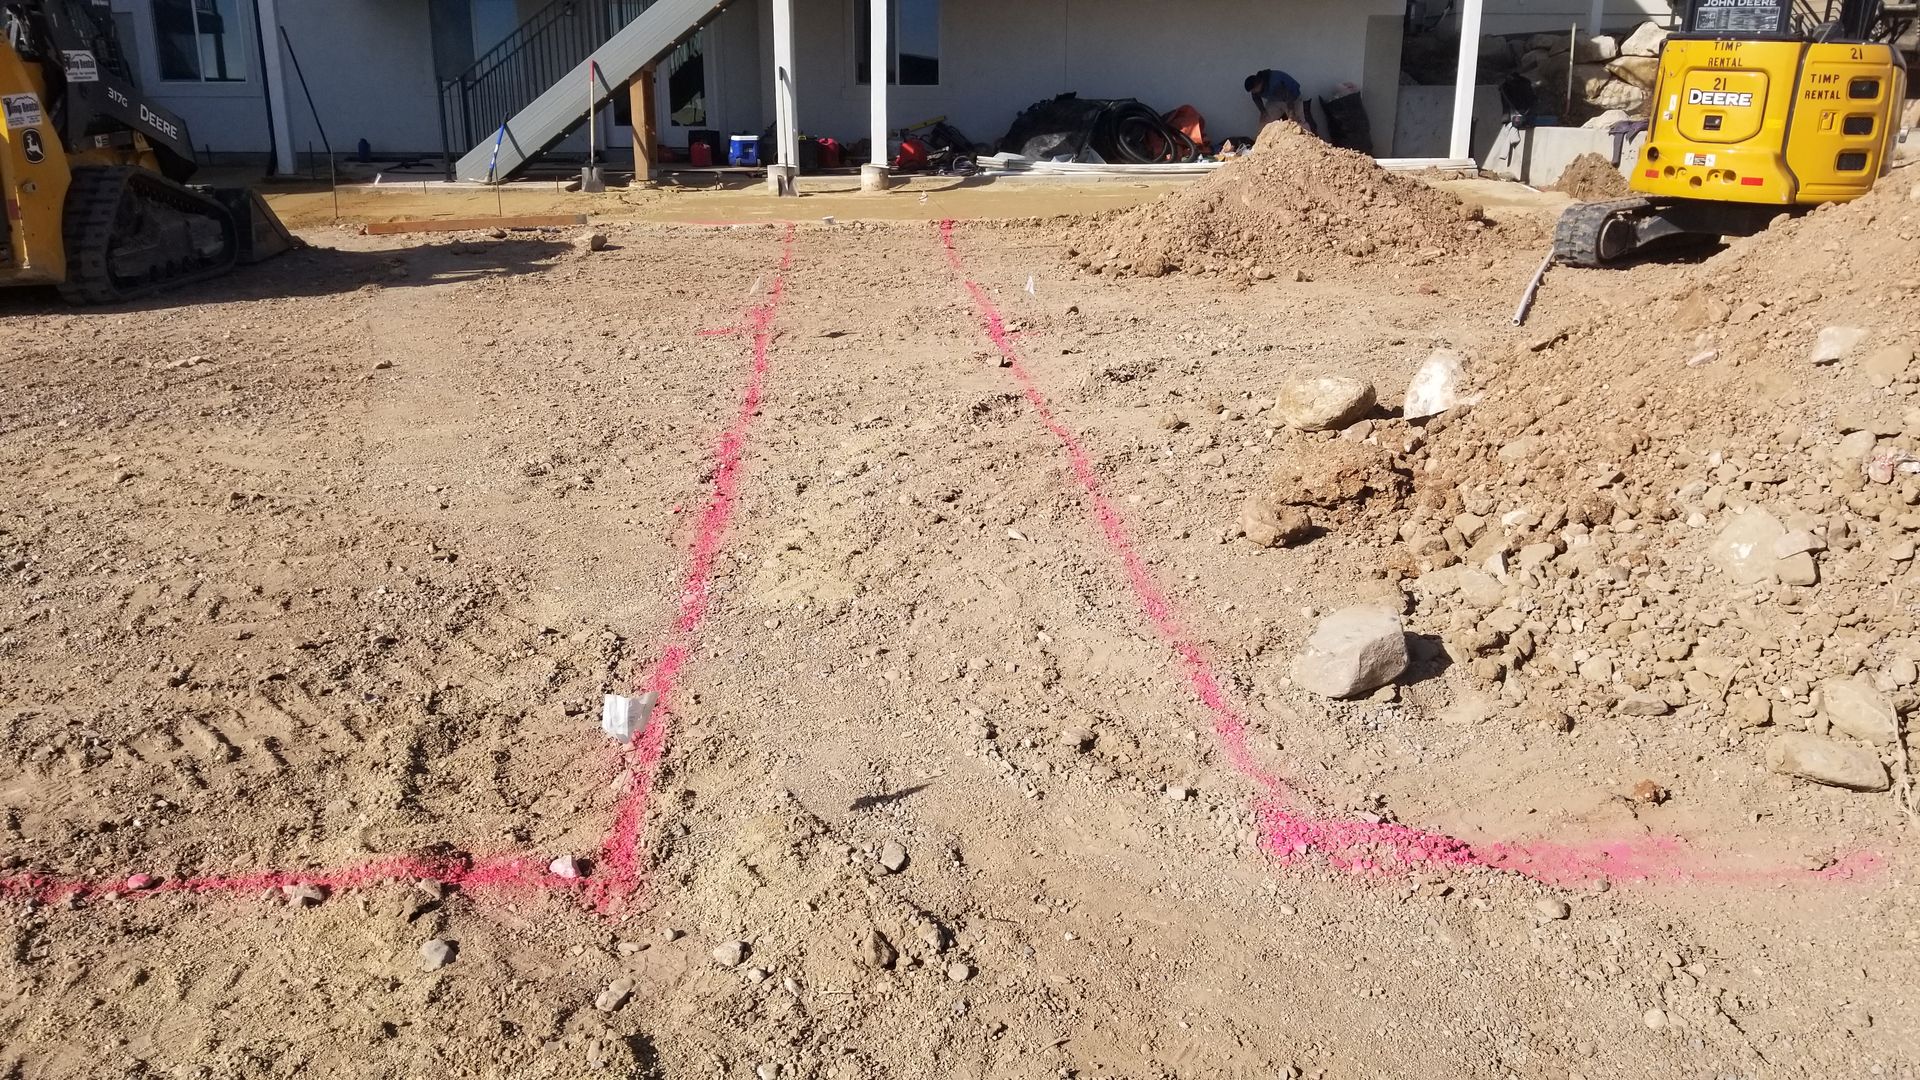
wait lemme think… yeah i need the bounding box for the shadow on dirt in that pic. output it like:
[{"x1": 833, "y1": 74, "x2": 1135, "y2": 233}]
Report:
[{"x1": 0, "y1": 236, "x2": 576, "y2": 315}]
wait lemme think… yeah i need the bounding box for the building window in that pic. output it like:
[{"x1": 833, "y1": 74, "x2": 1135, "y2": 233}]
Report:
[
  {"x1": 666, "y1": 34, "x2": 707, "y2": 127},
  {"x1": 152, "y1": 0, "x2": 247, "y2": 83},
  {"x1": 855, "y1": 0, "x2": 940, "y2": 86}
]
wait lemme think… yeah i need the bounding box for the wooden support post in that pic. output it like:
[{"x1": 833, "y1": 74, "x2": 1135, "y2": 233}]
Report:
[{"x1": 631, "y1": 66, "x2": 659, "y2": 182}]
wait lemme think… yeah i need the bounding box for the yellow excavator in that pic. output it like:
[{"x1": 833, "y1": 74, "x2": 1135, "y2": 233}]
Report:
[
  {"x1": 1554, "y1": 0, "x2": 1910, "y2": 265},
  {"x1": 0, "y1": 0, "x2": 291, "y2": 303}
]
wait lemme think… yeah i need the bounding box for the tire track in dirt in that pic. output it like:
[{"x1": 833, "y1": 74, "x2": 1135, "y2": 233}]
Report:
[{"x1": 0, "y1": 226, "x2": 805, "y2": 914}]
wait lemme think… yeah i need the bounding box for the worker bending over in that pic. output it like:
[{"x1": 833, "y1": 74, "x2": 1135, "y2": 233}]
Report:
[{"x1": 1244, "y1": 69, "x2": 1313, "y2": 134}]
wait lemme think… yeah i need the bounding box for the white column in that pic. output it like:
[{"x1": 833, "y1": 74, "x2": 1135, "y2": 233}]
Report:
[
  {"x1": 1448, "y1": 0, "x2": 1485, "y2": 162},
  {"x1": 256, "y1": 0, "x2": 296, "y2": 176},
  {"x1": 861, "y1": 0, "x2": 890, "y2": 190},
  {"x1": 769, "y1": 0, "x2": 799, "y2": 195},
  {"x1": 1588, "y1": 0, "x2": 1607, "y2": 34}
]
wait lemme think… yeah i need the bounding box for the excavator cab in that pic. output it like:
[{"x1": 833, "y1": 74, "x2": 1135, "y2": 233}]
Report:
[
  {"x1": 1554, "y1": 0, "x2": 1910, "y2": 266},
  {"x1": 0, "y1": 0, "x2": 292, "y2": 303}
]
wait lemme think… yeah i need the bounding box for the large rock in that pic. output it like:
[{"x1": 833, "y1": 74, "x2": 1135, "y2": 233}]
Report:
[
  {"x1": 1292, "y1": 606, "x2": 1409, "y2": 699},
  {"x1": 1403, "y1": 349, "x2": 1476, "y2": 420},
  {"x1": 1241, "y1": 497, "x2": 1312, "y2": 548},
  {"x1": 1269, "y1": 441, "x2": 1410, "y2": 511},
  {"x1": 1621, "y1": 21, "x2": 1670, "y2": 57},
  {"x1": 1587, "y1": 79, "x2": 1649, "y2": 113},
  {"x1": 1607, "y1": 55, "x2": 1661, "y2": 91},
  {"x1": 1766, "y1": 734, "x2": 1890, "y2": 791},
  {"x1": 1811, "y1": 325, "x2": 1868, "y2": 365},
  {"x1": 1709, "y1": 507, "x2": 1786, "y2": 584},
  {"x1": 1820, "y1": 678, "x2": 1899, "y2": 745},
  {"x1": 1276, "y1": 375, "x2": 1376, "y2": 432}
]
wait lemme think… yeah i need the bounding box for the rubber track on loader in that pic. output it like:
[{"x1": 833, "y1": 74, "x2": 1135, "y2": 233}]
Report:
[
  {"x1": 1551, "y1": 196, "x2": 1651, "y2": 268},
  {"x1": 59, "y1": 166, "x2": 237, "y2": 305}
]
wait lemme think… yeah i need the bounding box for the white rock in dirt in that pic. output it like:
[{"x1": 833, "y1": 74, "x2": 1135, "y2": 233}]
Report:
[
  {"x1": 1820, "y1": 678, "x2": 1898, "y2": 745},
  {"x1": 712, "y1": 940, "x2": 749, "y2": 968},
  {"x1": 595, "y1": 978, "x2": 635, "y2": 1013},
  {"x1": 1622, "y1": 21, "x2": 1670, "y2": 57},
  {"x1": 1402, "y1": 349, "x2": 1476, "y2": 420},
  {"x1": 878, "y1": 840, "x2": 910, "y2": 873},
  {"x1": 1709, "y1": 507, "x2": 1787, "y2": 584},
  {"x1": 419, "y1": 938, "x2": 455, "y2": 971},
  {"x1": 1291, "y1": 606, "x2": 1409, "y2": 699},
  {"x1": 1276, "y1": 375, "x2": 1376, "y2": 432},
  {"x1": 1811, "y1": 326, "x2": 1868, "y2": 365},
  {"x1": 1766, "y1": 733, "x2": 1890, "y2": 791},
  {"x1": 1534, "y1": 897, "x2": 1572, "y2": 920},
  {"x1": 947, "y1": 962, "x2": 974, "y2": 982}
]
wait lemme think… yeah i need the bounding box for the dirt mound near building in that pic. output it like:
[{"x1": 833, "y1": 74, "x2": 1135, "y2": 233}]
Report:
[
  {"x1": 1549, "y1": 153, "x2": 1632, "y2": 201},
  {"x1": 1067, "y1": 122, "x2": 1491, "y2": 280}
]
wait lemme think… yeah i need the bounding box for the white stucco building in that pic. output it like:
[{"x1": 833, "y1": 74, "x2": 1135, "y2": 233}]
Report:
[{"x1": 110, "y1": 0, "x2": 1677, "y2": 175}]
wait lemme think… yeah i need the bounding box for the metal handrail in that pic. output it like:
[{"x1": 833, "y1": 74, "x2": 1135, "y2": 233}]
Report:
[{"x1": 438, "y1": 0, "x2": 656, "y2": 177}]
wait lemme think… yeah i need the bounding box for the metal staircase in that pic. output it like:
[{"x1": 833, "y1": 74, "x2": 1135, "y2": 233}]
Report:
[{"x1": 440, "y1": 0, "x2": 736, "y2": 183}]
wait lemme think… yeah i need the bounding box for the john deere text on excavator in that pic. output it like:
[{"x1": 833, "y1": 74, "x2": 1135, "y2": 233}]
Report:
[
  {"x1": 0, "y1": 0, "x2": 291, "y2": 304},
  {"x1": 1554, "y1": 0, "x2": 1910, "y2": 266}
]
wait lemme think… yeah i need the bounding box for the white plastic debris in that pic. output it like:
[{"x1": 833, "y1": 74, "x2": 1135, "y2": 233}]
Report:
[
  {"x1": 1025, "y1": 275, "x2": 1036, "y2": 296},
  {"x1": 1402, "y1": 349, "x2": 1479, "y2": 420},
  {"x1": 601, "y1": 691, "x2": 658, "y2": 742}
]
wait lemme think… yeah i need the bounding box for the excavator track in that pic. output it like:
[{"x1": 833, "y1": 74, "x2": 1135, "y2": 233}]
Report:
[
  {"x1": 1551, "y1": 197, "x2": 1653, "y2": 268},
  {"x1": 58, "y1": 165, "x2": 238, "y2": 305}
]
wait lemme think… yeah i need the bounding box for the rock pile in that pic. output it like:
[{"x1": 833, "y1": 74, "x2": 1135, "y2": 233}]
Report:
[
  {"x1": 1367, "y1": 171, "x2": 1920, "y2": 800},
  {"x1": 1507, "y1": 21, "x2": 1668, "y2": 119}
]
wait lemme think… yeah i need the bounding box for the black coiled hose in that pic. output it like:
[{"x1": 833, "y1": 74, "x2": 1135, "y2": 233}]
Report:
[{"x1": 1095, "y1": 102, "x2": 1199, "y2": 164}]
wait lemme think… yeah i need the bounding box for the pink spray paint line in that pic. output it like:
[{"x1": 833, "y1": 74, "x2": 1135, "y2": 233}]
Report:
[
  {"x1": 0, "y1": 227, "x2": 805, "y2": 918},
  {"x1": 935, "y1": 220, "x2": 1880, "y2": 891},
  {"x1": 588, "y1": 222, "x2": 800, "y2": 915}
]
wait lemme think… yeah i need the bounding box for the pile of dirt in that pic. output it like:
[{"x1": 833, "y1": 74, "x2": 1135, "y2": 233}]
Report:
[
  {"x1": 1549, "y1": 153, "x2": 1633, "y2": 201},
  {"x1": 1375, "y1": 165, "x2": 1920, "y2": 797},
  {"x1": 1067, "y1": 122, "x2": 1490, "y2": 280}
]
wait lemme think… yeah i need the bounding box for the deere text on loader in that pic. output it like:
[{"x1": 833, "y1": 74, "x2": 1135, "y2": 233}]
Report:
[
  {"x1": 1554, "y1": 0, "x2": 1910, "y2": 266},
  {"x1": 0, "y1": 0, "x2": 292, "y2": 304}
]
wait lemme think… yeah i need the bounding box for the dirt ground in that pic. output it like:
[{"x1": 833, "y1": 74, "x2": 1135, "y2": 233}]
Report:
[
  {"x1": 1, "y1": 160, "x2": 1917, "y2": 1080},
  {"x1": 262, "y1": 174, "x2": 1189, "y2": 231}
]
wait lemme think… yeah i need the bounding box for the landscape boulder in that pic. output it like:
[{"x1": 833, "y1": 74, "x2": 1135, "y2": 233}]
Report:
[
  {"x1": 1621, "y1": 21, "x2": 1670, "y2": 57},
  {"x1": 1276, "y1": 375, "x2": 1376, "y2": 432},
  {"x1": 1292, "y1": 606, "x2": 1409, "y2": 699}
]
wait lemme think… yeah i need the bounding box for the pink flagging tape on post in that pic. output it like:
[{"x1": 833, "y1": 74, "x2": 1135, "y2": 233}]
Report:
[
  {"x1": 589, "y1": 223, "x2": 800, "y2": 915},
  {"x1": 0, "y1": 226, "x2": 805, "y2": 916},
  {"x1": 935, "y1": 220, "x2": 1881, "y2": 889}
]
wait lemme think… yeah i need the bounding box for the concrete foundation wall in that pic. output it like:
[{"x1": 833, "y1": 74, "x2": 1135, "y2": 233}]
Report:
[{"x1": 1480, "y1": 123, "x2": 1644, "y2": 186}]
